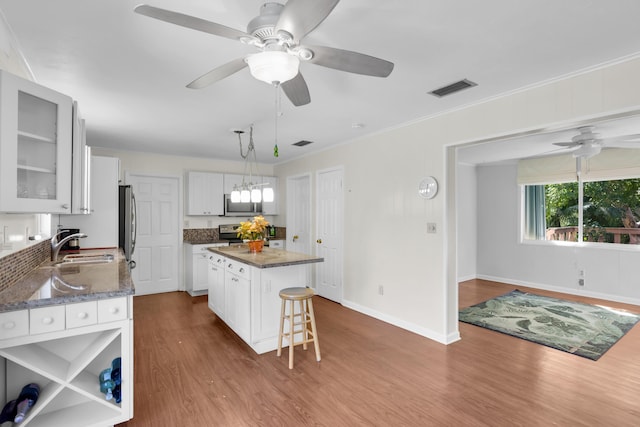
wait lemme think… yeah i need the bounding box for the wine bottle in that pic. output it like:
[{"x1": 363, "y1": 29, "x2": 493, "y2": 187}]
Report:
[
  {"x1": 0, "y1": 400, "x2": 17, "y2": 424},
  {"x1": 99, "y1": 368, "x2": 115, "y2": 401},
  {"x1": 111, "y1": 357, "x2": 122, "y2": 385},
  {"x1": 13, "y1": 383, "x2": 40, "y2": 423}
]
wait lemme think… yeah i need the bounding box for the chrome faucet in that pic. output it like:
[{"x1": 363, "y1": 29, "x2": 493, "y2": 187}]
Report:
[{"x1": 51, "y1": 231, "x2": 88, "y2": 261}]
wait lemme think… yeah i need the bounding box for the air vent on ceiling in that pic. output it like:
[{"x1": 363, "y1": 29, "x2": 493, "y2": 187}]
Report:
[
  {"x1": 428, "y1": 79, "x2": 477, "y2": 98},
  {"x1": 293, "y1": 140, "x2": 313, "y2": 147}
]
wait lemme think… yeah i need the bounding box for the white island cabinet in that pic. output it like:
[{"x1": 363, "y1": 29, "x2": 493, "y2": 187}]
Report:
[
  {"x1": 206, "y1": 246, "x2": 323, "y2": 354},
  {"x1": 0, "y1": 70, "x2": 73, "y2": 213},
  {"x1": 184, "y1": 242, "x2": 227, "y2": 296}
]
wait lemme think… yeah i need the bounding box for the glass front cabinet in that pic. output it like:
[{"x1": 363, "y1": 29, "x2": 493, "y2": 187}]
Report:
[{"x1": 0, "y1": 70, "x2": 73, "y2": 213}]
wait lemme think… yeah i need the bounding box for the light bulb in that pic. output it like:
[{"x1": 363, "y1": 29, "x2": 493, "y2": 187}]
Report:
[
  {"x1": 251, "y1": 188, "x2": 262, "y2": 203},
  {"x1": 231, "y1": 190, "x2": 241, "y2": 203},
  {"x1": 262, "y1": 187, "x2": 274, "y2": 202},
  {"x1": 240, "y1": 189, "x2": 251, "y2": 203}
]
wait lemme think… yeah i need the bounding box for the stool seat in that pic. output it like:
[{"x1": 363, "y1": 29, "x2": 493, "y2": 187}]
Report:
[
  {"x1": 279, "y1": 287, "x2": 315, "y2": 300},
  {"x1": 277, "y1": 287, "x2": 321, "y2": 369}
]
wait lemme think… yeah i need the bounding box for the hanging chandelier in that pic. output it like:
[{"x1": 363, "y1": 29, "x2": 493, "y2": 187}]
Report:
[{"x1": 230, "y1": 126, "x2": 274, "y2": 204}]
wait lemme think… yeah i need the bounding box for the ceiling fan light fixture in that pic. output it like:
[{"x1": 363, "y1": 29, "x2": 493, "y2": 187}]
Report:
[{"x1": 246, "y1": 51, "x2": 300, "y2": 84}]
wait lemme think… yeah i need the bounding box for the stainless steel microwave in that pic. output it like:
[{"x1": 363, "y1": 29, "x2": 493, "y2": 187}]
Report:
[{"x1": 223, "y1": 194, "x2": 263, "y2": 216}]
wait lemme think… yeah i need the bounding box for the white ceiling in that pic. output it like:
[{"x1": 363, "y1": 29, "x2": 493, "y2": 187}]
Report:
[{"x1": 2, "y1": 0, "x2": 640, "y2": 165}]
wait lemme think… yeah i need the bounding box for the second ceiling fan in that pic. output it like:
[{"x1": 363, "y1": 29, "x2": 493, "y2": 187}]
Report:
[{"x1": 134, "y1": 0, "x2": 394, "y2": 107}]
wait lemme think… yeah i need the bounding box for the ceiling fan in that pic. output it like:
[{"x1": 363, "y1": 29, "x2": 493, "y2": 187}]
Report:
[
  {"x1": 552, "y1": 125, "x2": 640, "y2": 158},
  {"x1": 134, "y1": 0, "x2": 394, "y2": 107}
]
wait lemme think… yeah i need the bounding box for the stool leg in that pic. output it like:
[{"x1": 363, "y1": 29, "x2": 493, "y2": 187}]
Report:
[
  {"x1": 277, "y1": 298, "x2": 286, "y2": 358},
  {"x1": 300, "y1": 299, "x2": 308, "y2": 351},
  {"x1": 307, "y1": 298, "x2": 321, "y2": 362},
  {"x1": 288, "y1": 300, "x2": 295, "y2": 369}
]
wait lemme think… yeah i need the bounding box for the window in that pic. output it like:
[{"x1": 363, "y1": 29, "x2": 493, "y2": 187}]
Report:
[
  {"x1": 519, "y1": 148, "x2": 640, "y2": 246},
  {"x1": 526, "y1": 179, "x2": 640, "y2": 244}
]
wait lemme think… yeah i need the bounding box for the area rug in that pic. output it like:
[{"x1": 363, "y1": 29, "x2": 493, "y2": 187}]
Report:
[{"x1": 459, "y1": 289, "x2": 640, "y2": 360}]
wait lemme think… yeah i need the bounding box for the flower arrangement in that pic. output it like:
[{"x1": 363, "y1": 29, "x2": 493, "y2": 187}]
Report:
[{"x1": 236, "y1": 215, "x2": 269, "y2": 241}]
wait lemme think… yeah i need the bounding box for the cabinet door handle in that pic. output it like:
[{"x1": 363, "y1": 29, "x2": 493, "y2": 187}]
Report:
[
  {"x1": 77, "y1": 312, "x2": 88, "y2": 319},
  {"x1": 61, "y1": 204, "x2": 69, "y2": 209},
  {"x1": 41, "y1": 317, "x2": 54, "y2": 325},
  {"x1": 316, "y1": 239, "x2": 322, "y2": 244},
  {"x1": 239, "y1": 268, "x2": 244, "y2": 273},
  {"x1": 109, "y1": 307, "x2": 120, "y2": 314}
]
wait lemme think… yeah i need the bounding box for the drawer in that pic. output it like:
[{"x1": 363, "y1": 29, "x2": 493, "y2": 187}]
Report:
[
  {"x1": 225, "y1": 260, "x2": 250, "y2": 280},
  {"x1": 66, "y1": 301, "x2": 98, "y2": 329},
  {"x1": 98, "y1": 297, "x2": 128, "y2": 323},
  {"x1": 0, "y1": 310, "x2": 29, "y2": 340},
  {"x1": 30, "y1": 306, "x2": 65, "y2": 335},
  {"x1": 208, "y1": 254, "x2": 225, "y2": 267}
]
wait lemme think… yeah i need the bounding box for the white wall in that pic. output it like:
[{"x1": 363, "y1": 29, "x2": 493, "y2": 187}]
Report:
[
  {"x1": 456, "y1": 163, "x2": 477, "y2": 281},
  {"x1": 476, "y1": 163, "x2": 640, "y2": 305},
  {"x1": 275, "y1": 55, "x2": 640, "y2": 344},
  {"x1": 92, "y1": 147, "x2": 278, "y2": 229}
]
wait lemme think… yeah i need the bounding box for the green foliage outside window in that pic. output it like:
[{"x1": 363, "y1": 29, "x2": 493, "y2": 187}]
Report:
[{"x1": 545, "y1": 178, "x2": 640, "y2": 243}]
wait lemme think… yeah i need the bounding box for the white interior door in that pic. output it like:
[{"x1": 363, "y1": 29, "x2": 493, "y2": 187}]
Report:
[
  {"x1": 315, "y1": 167, "x2": 343, "y2": 302},
  {"x1": 127, "y1": 174, "x2": 180, "y2": 295},
  {"x1": 286, "y1": 174, "x2": 312, "y2": 284}
]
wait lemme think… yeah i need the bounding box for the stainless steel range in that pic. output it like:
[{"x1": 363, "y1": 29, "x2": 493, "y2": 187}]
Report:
[{"x1": 219, "y1": 224, "x2": 244, "y2": 246}]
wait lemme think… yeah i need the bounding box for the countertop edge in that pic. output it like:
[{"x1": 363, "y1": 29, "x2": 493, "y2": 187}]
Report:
[{"x1": 207, "y1": 247, "x2": 324, "y2": 269}]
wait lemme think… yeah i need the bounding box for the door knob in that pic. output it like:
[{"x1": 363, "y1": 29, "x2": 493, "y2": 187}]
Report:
[
  {"x1": 292, "y1": 235, "x2": 299, "y2": 241},
  {"x1": 316, "y1": 239, "x2": 322, "y2": 244}
]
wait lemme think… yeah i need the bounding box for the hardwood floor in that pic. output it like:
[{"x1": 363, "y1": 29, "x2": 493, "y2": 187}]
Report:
[{"x1": 116, "y1": 280, "x2": 640, "y2": 426}]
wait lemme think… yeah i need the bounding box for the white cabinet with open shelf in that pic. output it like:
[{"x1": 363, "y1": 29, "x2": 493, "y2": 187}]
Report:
[
  {"x1": 0, "y1": 297, "x2": 133, "y2": 426},
  {"x1": 0, "y1": 70, "x2": 73, "y2": 213}
]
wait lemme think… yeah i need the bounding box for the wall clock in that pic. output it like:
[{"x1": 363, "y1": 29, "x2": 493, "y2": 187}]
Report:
[{"x1": 418, "y1": 176, "x2": 438, "y2": 199}]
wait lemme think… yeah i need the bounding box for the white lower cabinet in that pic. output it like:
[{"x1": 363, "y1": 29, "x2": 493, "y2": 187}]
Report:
[
  {"x1": 207, "y1": 256, "x2": 309, "y2": 354},
  {"x1": 0, "y1": 296, "x2": 133, "y2": 427},
  {"x1": 224, "y1": 260, "x2": 251, "y2": 343},
  {"x1": 207, "y1": 254, "x2": 225, "y2": 317}
]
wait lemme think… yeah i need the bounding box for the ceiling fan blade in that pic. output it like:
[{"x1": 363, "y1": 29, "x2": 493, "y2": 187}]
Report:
[
  {"x1": 306, "y1": 45, "x2": 394, "y2": 77},
  {"x1": 187, "y1": 58, "x2": 248, "y2": 89},
  {"x1": 134, "y1": 4, "x2": 252, "y2": 42},
  {"x1": 275, "y1": 0, "x2": 340, "y2": 42},
  {"x1": 281, "y1": 73, "x2": 311, "y2": 106},
  {"x1": 552, "y1": 142, "x2": 579, "y2": 147}
]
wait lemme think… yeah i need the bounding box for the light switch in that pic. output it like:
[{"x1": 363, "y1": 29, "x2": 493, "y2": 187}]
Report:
[{"x1": 427, "y1": 223, "x2": 437, "y2": 234}]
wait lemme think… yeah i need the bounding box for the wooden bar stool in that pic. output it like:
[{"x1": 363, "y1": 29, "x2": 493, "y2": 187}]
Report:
[{"x1": 277, "y1": 287, "x2": 321, "y2": 369}]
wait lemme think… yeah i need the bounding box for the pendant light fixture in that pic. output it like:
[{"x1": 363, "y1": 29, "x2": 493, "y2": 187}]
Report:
[{"x1": 230, "y1": 126, "x2": 274, "y2": 204}]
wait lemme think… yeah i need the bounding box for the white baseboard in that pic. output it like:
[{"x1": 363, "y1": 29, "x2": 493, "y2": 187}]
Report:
[
  {"x1": 476, "y1": 274, "x2": 640, "y2": 307},
  {"x1": 341, "y1": 299, "x2": 460, "y2": 345}
]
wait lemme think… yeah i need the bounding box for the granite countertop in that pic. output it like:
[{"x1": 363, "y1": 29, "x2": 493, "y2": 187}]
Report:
[
  {"x1": 207, "y1": 245, "x2": 323, "y2": 269},
  {"x1": 184, "y1": 239, "x2": 230, "y2": 245},
  {"x1": 0, "y1": 248, "x2": 134, "y2": 313}
]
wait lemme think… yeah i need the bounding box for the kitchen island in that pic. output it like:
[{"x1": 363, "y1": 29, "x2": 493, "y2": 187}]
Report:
[
  {"x1": 0, "y1": 248, "x2": 134, "y2": 427},
  {"x1": 206, "y1": 245, "x2": 323, "y2": 354}
]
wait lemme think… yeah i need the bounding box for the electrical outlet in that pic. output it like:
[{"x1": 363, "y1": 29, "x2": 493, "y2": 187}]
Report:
[
  {"x1": 427, "y1": 223, "x2": 437, "y2": 234},
  {"x1": 378, "y1": 285, "x2": 384, "y2": 296}
]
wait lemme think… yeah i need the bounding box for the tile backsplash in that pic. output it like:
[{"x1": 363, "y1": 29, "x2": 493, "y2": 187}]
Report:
[{"x1": 0, "y1": 239, "x2": 50, "y2": 294}]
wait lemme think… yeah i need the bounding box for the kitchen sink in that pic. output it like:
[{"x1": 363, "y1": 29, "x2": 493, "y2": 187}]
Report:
[{"x1": 57, "y1": 253, "x2": 115, "y2": 265}]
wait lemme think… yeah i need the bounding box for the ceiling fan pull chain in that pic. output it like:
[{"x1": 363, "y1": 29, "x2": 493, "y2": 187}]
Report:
[{"x1": 274, "y1": 84, "x2": 280, "y2": 157}]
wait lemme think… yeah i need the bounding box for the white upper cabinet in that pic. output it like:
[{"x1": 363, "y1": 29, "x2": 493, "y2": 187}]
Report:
[
  {"x1": 70, "y1": 101, "x2": 91, "y2": 214},
  {"x1": 0, "y1": 70, "x2": 73, "y2": 213},
  {"x1": 261, "y1": 175, "x2": 278, "y2": 215},
  {"x1": 185, "y1": 171, "x2": 224, "y2": 215}
]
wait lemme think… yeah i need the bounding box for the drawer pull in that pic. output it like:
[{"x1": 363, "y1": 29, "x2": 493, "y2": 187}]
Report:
[
  {"x1": 3, "y1": 321, "x2": 16, "y2": 330},
  {"x1": 109, "y1": 307, "x2": 120, "y2": 314},
  {"x1": 77, "y1": 312, "x2": 89, "y2": 319},
  {"x1": 42, "y1": 317, "x2": 54, "y2": 325}
]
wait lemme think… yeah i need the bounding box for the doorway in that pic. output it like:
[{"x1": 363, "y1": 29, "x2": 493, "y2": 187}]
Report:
[
  {"x1": 286, "y1": 173, "x2": 312, "y2": 285},
  {"x1": 315, "y1": 167, "x2": 343, "y2": 303}
]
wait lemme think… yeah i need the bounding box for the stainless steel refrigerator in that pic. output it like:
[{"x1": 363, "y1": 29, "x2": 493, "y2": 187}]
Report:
[{"x1": 119, "y1": 185, "x2": 137, "y2": 269}]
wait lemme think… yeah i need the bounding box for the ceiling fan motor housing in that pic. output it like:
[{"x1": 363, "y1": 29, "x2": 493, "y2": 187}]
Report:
[{"x1": 247, "y1": 3, "x2": 284, "y2": 40}]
